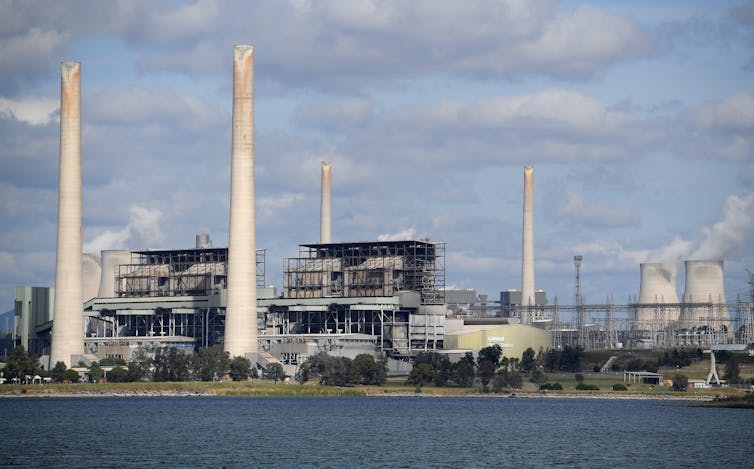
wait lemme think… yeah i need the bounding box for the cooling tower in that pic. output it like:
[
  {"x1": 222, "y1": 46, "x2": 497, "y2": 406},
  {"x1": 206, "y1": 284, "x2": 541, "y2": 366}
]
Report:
[
  {"x1": 50, "y1": 62, "x2": 84, "y2": 367},
  {"x1": 521, "y1": 166, "x2": 535, "y2": 312},
  {"x1": 225, "y1": 45, "x2": 258, "y2": 357},
  {"x1": 636, "y1": 262, "x2": 680, "y2": 328},
  {"x1": 681, "y1": 260, "x2": 731, "y2": 331},
  {"x1": 82, "y1": 253, "x2": 102, "y2": 302},
  {"x1": 98, "y1": 250, "x2": 132, "y2": 297},
  {"x1": 320, "y1": 161, "x2": 332, "y2": 243}
]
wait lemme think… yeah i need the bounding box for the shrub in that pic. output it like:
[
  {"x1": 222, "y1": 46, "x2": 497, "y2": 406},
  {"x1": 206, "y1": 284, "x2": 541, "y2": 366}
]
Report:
[
  {"x1": 672, "y1": 374, "x2": 688, "y2": 392},
  {"x1": 540, "y1": 382, "x2": 563, "y2": 391},
  {"x1": 576, "y1": 383, "x2": 599, "y2": 391},
  {"x1": 612, "y1": 383, "x2": 628, "y2": 391}
]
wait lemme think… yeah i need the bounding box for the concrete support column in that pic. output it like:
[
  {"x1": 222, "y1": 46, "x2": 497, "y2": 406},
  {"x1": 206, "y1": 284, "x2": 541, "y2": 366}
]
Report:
[
  {"x1": 50, "y1": 62, "x2": 84, "y2": 366},
  {"x1": 225, "y1": 45, "x2": 258, "y2": 357}
]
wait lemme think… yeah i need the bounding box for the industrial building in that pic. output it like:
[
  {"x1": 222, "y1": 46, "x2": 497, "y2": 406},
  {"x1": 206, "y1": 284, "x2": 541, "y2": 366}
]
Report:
[{"x1": 22, "y1": 46, "x2": 750, "y2": 375}]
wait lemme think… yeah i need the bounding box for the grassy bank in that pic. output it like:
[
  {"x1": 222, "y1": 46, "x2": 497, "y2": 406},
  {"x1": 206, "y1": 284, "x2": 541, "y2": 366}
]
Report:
[
  {"x1": 0, "y1": 381, "x2": 366, "y2": 397},
  {"x1": 2, "y1": 373, "x2": 746, "y2": 400}
]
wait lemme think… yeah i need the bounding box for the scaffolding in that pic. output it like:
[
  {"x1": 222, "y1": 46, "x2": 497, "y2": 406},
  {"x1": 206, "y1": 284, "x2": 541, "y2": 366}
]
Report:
[
  {"x1": 283, "y1": 240, "x2": 445, "y2": 304},
  {"x1": 115, "y1": 248, "x2": 266, "y2": 297}
]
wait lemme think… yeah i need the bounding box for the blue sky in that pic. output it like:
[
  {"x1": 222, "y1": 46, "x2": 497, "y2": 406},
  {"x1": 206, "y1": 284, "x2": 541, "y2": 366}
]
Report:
[{"x1": 1, "y1": 0, "x2": 753, "y2": 312}]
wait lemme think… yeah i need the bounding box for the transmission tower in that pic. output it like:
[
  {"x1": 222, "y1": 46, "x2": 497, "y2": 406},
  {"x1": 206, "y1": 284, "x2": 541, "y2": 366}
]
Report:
[{"x1": 574, "y1": 255, "x2": 584, "y2": 347}]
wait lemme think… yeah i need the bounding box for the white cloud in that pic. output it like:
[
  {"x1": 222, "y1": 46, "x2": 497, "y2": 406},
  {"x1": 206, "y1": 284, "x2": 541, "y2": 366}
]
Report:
[
  {"x1": 377, "y1": 226, "x2": 417, "y2": 241},
  {"x1": 84, "y1": 205, "x2": 164, "y2": 253},
  {"x1": 0, "y1": 96, "x2": 57, "y2": 125},
  {"x1": 690, "y1": 93, "x2": 754, "y2": 131},
  {"x1": 555, "y1": 192, "x2": 639, "y2": 228}
]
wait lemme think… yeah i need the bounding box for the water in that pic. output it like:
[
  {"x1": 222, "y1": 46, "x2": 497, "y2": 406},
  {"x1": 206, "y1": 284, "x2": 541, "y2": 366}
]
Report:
[{"x1": 0, "y1": 396, "x2": 751, "y2": 468}]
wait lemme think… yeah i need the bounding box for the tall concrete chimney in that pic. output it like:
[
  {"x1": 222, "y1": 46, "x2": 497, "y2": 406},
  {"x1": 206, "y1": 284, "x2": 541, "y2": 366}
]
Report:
[
  {"x1": 50, "y1": 62, "x2": 84, "y2": 367},
  {"x1": 225, "y1": 45, "x2": 258, "y2": 357},
  {"x1": 320, "y1": 161, "x2": 332, "y2": 243},
  {"x1": 521, "y1": 166, "x2": 535, "y2": 313}
]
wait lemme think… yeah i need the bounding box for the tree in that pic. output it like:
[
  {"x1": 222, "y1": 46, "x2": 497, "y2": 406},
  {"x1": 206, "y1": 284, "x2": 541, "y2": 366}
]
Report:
[
  {"x1": 559, "y1": 346, "x2": 584, "y2": 372},
  {"x1": 724, "y1": 356, "x2": 741, "y2": 384},
  {"x1": 297, "y1": 352, "x2": 336, "y2": 384},
  {"x1": 193, "y1": 346, "x2": 230, "y2": 381},
  {"x1": 477, "y1": 360, "x2": 496, "y2": 392},
  {"x1": 153, "y1": 347, "x2": 191, "y2": 382},
  {"x1": 2, "y1": 346, "x2": 40, "y2": 380},
  {"x1": 229, "y1": 356, "x2": 252, "y2": 381},
  {"x1": 575, "y1": 373, "x2": 585, "y2": 385},
  {"x1": 128, "y1": 347, "x2": 153, "y2": 382},
  {"x1": 50, "y1": 361, "x2": 68, "y2": 383},
  {"x1": 99, "y1": 356, "x2": 127, "y2": 367},
  {"x1": 264, "y1": 363, "x2": 286, "y2": 383},
  {"x1": 477, "y1": 345, "x2": 502, "y2": 367},
  {"x1": 89, "y1": 362, "x2": 105, "y2": 383},
  {"x1": 453, "y1": 352, "x2": 476, "y2": 387},
  {"x1": 520, "y1": 347, "x2": 536, "y2": 373},
  {"x1": 64, "y1": 369, "x2": 80, "y2": 383},
  {"x1": 530, "y1": 369, "x2": 548, "y2": 385},
  {"x1": 107, "y1": 366, "x2": 129, "y2": 383},
  {"x1": 408, "y1": 363, "x2": 435, "y2": 386},
  {"x1": 672, "y1": 374, "x2": 688, "y2": 391},
  {"x1": 353, "y1": 354, "x2": 386, "y2": 385},
  {"x1": 413, "y1": 351, "x2": 451, "y2": 386}
]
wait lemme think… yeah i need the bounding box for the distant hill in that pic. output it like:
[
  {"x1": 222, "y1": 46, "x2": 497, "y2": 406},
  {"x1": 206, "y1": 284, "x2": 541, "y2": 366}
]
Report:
[{"x1": 0, "y1": 309, "x2": 13, "y2": 333}]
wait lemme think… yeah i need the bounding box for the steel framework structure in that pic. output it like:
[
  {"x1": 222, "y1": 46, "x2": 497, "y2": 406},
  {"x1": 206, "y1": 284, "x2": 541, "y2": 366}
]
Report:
[
  {"x1": 115, "y1": 248, "x2": 266, "y2": 297},
  {"x1": 283, "y1": 241, "x2": 446, "y2": 304}
]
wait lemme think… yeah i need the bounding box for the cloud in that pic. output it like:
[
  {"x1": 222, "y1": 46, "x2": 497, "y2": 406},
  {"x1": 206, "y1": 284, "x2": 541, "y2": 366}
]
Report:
[
  {"x1": 377, "y1": 226, "x2": 417, "y2": 241},
  {"x1": 0, "y1": 96, "x2": 58, "y2": 125},
  {"x1": 555, "y1": 192, "x2": 640, "y2": 228},
  {"x1": 683, "y1": 93, "x2": 754, "y2": 161},
  {"x1": 689, "y1": 93, "x2": 754, "y2": 132},
  {"x1": 294, "y1": 89, "x2": 662, "y2": 167},
  {"x1": 0, "y1": 1, "x2": 652, "y2": 91},
  {"x1": 84, "y1": 205, "x2": 164, "y2": 253}
]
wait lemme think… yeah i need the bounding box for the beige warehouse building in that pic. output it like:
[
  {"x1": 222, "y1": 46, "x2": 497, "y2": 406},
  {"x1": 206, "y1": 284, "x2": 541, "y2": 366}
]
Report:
[{"x1": 444, "y1": 320, "x2": 551, "y2": 359}]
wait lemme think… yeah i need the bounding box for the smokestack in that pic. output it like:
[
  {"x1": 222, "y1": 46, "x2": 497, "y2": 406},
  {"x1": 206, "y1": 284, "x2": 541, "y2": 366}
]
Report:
[
  {"x1": 225, "y1": 45, "x2": 258, "y2": 357},
  {"x1": 50, "y1": 62, "x2": 84, "y2": 367},
  {"x1": 320, "y1": 161, "x2": 332, "y2": 243},
  {"x1": 521, "y1": 166, "x2": 535, "y2": 313}
]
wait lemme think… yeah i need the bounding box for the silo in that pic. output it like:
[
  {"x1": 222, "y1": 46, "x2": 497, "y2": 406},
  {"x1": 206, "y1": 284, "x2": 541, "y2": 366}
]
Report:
[
  {"x1": 681, "y1": 260, "x2": 731, "y2": 331},
  {"x1": 636, "y1": 262, "x2": 680, "y2": 328},
  {"x1": 196, "y1": 233, "x2": 212, "y2": 249},
  {"x1": 82, "y1": 253, "x2": 102, "y2": 302},
  {"x1": 98, "y1": 250, "x2": 133, "y2": 297}
]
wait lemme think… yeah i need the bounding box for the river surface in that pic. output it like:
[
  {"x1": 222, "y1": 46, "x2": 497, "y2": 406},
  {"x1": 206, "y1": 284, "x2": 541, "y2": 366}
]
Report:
[{"x1": 0, "y1": 396, "x2": 751, "y2": 468}]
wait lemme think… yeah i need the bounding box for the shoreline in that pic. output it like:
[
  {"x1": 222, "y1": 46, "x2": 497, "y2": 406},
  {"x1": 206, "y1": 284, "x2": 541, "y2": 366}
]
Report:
[{"x1": 0, "y1": 387, "x2": 716, "y2": 401}]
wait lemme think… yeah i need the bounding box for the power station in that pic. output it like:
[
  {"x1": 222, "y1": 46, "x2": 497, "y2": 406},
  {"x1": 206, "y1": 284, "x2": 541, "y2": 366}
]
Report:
[{"x1": 9, "y1": 46, "x2": 754, "y2": 372}]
